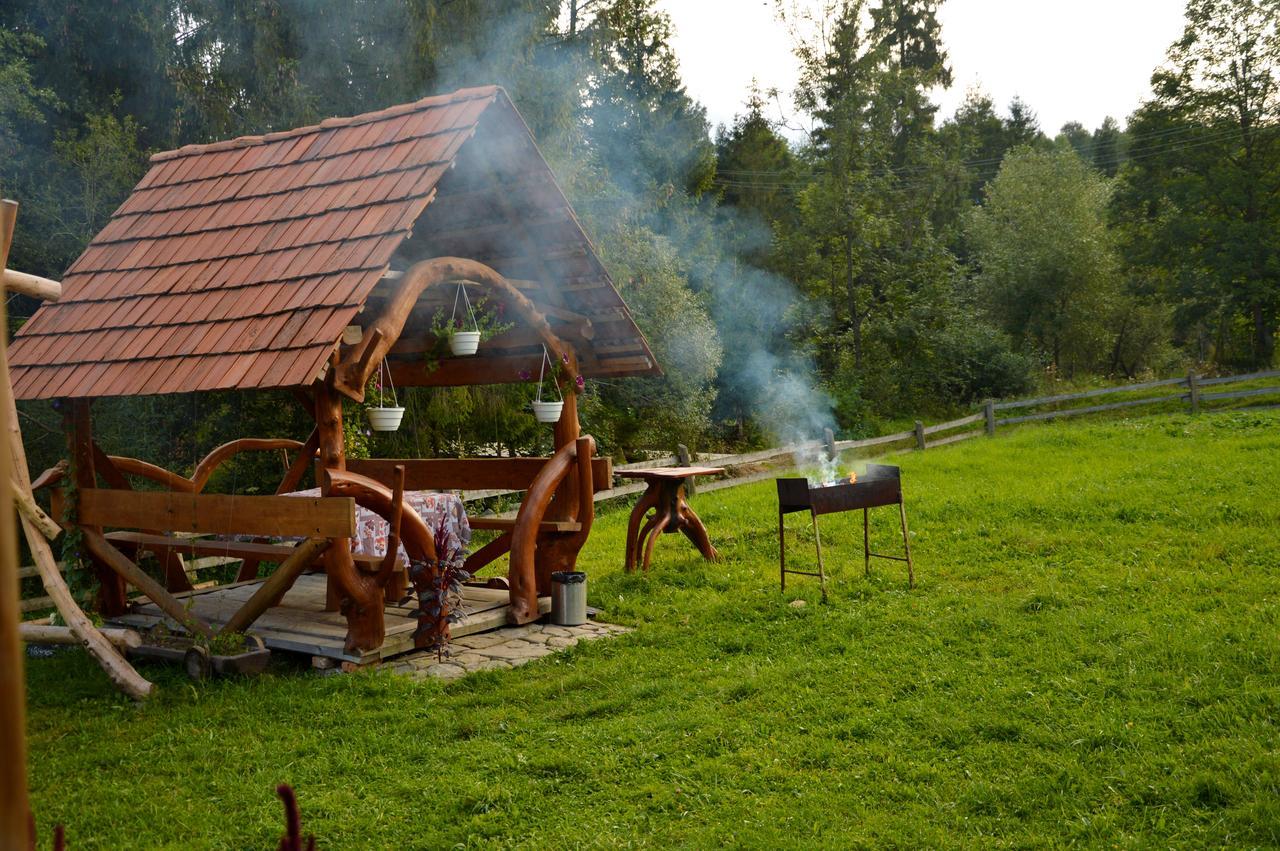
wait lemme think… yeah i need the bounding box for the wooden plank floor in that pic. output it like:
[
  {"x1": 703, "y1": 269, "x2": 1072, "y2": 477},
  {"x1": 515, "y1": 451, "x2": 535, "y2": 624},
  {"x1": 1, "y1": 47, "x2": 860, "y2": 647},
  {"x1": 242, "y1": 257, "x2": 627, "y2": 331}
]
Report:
[{"x1": 109, "y1": 574, "x2": 550, "y2": 664}]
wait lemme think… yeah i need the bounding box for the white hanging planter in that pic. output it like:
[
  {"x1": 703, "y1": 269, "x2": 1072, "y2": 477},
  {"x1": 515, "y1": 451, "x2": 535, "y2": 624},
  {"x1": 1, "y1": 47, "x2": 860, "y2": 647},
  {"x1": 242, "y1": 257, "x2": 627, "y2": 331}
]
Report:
[
  {"x1": 366, "y1": 358, "x2": 404, "y2": 432},
  {"x1": 531, "y1": 344, "x2": 565, "y2": 425},
  {"x1": 449, "y1": 330, "x2": 481, "y2": 356},
  {"x1": 366, "y1": 406, "x2": 405, "y2": 432},
  {"x1": 531, "y1": 399, "x2": 564, "y2": 424},
  {"x1": 448, "y1": 282, "x2": 482, "y2": 357}
]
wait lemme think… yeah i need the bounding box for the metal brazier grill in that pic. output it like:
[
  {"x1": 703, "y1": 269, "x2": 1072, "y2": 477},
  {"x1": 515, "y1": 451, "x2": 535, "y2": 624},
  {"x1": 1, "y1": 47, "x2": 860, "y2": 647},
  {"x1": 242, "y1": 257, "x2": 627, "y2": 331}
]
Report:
[{"x1": 777, "y1": 463, "x2": 914, "y2": 599}]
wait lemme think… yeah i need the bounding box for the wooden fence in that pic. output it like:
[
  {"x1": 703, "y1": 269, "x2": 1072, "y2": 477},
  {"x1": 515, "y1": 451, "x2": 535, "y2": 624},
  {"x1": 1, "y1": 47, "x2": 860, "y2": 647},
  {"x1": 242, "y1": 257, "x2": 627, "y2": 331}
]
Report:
[{"x1": 577, "y1": 367, "x2": 1280, "y2": 506}]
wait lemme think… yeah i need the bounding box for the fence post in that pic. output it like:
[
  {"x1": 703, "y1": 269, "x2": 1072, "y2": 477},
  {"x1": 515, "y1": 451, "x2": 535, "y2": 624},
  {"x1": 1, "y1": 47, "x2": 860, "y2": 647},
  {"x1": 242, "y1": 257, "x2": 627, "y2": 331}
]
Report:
[
  {"x1": 914, "y1": 420, "x2": 926, "y2": 451},
  {"x1": 983, "y1": 399, "x2": 996, "y2": 436},
  {"x1": 823, "y1": 428, "x2": 836, "y2": 461},
  {"x1": 1187, "y1": 370, "x2": 1200, "y2": 415},
  {"x1": 676, "y1": 443, "x2": 694, "y2": 495}
]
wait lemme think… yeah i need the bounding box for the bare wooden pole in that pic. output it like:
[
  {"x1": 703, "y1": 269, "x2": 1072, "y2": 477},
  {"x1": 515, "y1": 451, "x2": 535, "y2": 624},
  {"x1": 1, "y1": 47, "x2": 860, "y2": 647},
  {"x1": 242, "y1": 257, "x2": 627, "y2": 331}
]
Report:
[
  {"x1": 1, "y1": 199, "x2": 152, "y2": 702},
  {"x1": 19, "y1": 623, "x2": 139, "y2": 651},
  {"x1": 0, "y1": 196, "x2": 31, "y2": 848},
  {"x1": 1, "y1": 268, "x2": 61, "y2": 302}
]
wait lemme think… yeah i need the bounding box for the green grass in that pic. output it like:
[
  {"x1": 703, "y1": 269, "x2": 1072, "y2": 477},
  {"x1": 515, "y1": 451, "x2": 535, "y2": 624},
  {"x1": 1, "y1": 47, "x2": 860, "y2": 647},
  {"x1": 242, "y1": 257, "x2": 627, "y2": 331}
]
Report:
[{"x1": 24, "y1": 412, "x2": 1280, "y2": 848}]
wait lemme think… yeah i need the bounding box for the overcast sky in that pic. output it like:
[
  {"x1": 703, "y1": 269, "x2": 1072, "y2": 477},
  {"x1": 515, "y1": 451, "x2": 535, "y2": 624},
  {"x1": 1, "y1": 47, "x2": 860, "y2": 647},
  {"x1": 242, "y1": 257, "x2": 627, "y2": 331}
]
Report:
[{"x1": 658, "y1": 0, "x2": 1190, "y2": 139}]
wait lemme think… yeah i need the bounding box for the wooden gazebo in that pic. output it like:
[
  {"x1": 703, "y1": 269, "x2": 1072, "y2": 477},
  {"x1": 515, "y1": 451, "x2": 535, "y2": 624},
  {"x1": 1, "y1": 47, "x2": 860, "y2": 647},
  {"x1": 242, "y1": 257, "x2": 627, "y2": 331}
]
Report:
[{"x1": 7, "y1": 86, "x2": 659, "y2": 659}]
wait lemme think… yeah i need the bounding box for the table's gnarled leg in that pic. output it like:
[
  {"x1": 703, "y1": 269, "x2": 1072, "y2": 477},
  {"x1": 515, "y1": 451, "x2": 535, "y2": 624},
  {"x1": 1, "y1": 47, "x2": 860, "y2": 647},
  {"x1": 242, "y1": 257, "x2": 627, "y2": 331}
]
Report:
[
  {"x1": 638, "y1": 504, "x2": 673, "y2": 573},
  {"x1": 624, "y1": 485, "x2": 660, "y2": 573},
  {"x1": 676, "y1": 498, "x2": 720, "y2": 562}
]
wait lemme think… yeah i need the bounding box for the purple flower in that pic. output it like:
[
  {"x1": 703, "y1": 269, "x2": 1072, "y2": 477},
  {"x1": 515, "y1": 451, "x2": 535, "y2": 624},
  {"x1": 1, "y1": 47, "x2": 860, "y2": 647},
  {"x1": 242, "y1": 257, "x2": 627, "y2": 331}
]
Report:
[
  {"x1": 575, "y1": 375, "x2": 585, "y2": 390},
  {"x1": 561, "y1": 352, "x2": 570, "y2": 364},
  {"x1": 518, "y1": 369, "x2": 532, "y2": 381},
  {"x1": 454, "y1": 317, "x2": 463, "y2": 329}
]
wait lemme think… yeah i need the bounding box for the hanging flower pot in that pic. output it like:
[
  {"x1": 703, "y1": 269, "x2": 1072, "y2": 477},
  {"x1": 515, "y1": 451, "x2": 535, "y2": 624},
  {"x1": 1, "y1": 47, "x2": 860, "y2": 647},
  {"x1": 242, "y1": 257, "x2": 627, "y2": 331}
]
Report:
[
  {"x1": 366, "y1": 405, "x2": 405, "y2": 431},
  {"x1": 448, "y1": 282, "x2": 482, "y2": 357},
  {"x1": 531, "y1": 344, "x2": 564, "y2": 425},
  {"x1": 531, "y1": 399, "x2": 564, "y2": 423},
  {"x1": 365, "y1": 358, "x2": 404, "y2": 432},
  {"x1": 449, "y1": 330, "x2": 481, "y2": 356}
]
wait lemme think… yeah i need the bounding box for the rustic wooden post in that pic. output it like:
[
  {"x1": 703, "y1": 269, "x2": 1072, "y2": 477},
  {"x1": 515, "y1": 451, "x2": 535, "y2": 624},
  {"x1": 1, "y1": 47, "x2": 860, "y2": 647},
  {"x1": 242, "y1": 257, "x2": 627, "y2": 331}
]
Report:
[
  {"x1": 547, "y1": 382, "x2": 581, "y2": 522},
  {"x1": 983, "y1": 399, "x2": 996, "y2": 436},
  {"x1": 823, "y1": 428, "x2": 836, "y2": 460},
  {"x1": 0, "y1": 197, "x2": 30, "y2": 846},
  {"x1": 1187, "y1": 370, "x2": 1200, "y2": 415},
  {"x1": 65, "y1": 398, "x2": 127, "y2": 615},
  {"x1": 315, "y1": 376, "x2": 384, "y2": 651},
  {"x1": 914, "y1": 420, "x2": 926, "y2": 451}
]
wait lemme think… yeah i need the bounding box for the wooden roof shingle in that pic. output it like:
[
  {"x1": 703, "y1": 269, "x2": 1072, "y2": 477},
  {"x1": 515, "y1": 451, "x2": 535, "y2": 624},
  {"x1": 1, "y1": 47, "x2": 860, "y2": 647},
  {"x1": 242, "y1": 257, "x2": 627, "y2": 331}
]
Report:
[{"x1": 9, "y1": 86, "x2": 659, "y2": 400}]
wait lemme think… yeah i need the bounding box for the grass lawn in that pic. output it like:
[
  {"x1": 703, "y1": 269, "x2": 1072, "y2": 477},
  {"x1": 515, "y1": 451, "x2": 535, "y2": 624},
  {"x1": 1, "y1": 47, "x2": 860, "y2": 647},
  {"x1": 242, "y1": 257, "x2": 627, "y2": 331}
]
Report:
[{"x1": 24, "y1": 412, "x2": 1280, "y2": 848}]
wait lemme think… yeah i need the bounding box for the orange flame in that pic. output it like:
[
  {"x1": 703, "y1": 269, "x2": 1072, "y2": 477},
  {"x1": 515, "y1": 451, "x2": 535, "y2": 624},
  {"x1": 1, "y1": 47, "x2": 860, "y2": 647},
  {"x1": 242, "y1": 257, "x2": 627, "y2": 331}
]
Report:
[{"x1": 848, "y1": 472, "x2": 857, "y2": 484}]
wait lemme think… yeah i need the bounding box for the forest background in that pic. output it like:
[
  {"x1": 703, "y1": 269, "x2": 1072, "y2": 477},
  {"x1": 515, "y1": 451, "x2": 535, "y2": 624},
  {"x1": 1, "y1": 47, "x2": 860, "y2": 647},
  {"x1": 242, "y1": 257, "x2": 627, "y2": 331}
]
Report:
[{"x1": 2, "y1": 0, "x2": 1275, "y2": 479}]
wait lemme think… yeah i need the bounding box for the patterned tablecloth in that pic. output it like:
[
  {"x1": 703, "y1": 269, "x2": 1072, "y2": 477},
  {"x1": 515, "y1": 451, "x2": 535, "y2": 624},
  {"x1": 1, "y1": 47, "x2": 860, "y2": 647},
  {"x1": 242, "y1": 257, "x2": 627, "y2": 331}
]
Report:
[{"x1": 286, "y1": 488, "x2": 471, "y2": 567}]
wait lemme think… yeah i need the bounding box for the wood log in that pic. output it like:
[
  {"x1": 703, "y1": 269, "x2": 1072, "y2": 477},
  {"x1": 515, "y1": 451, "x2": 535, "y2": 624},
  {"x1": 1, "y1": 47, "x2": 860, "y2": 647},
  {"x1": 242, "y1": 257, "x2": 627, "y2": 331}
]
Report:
[
  {"x1": 0, "y1": 196, "x2": 28, "y2": 839},
  {"x1": 19, "y1": 623, "x2": 140, "y2": 651},
  {"x1": 315, "y1": 379, "x2": 384, "y2": 652},
  {"x1": 1, "y1": 267, "x2": 61, "y2": 302},
  {"x1": 509, "y1": 439, "x2": 580, "y2": 623},
  {"x1": 217, "y1": 537, "x2": 330, "y2": 636},
  {"x1": 1, "y1": 201, "x2": 152, "y2": 704},
  {"x1": 10, "y1": 478, "x2": 59, "y2": 540},
  {"x1": 80, "y1": 529, "x2": 215, "y2": 639}
]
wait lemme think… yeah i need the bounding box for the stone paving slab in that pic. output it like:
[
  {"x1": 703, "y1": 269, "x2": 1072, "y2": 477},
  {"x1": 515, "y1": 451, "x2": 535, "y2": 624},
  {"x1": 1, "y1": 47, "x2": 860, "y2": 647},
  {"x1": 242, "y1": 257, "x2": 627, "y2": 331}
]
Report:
[{"x1": 390, "y1": 620, "x2": 632, "y2": 681}]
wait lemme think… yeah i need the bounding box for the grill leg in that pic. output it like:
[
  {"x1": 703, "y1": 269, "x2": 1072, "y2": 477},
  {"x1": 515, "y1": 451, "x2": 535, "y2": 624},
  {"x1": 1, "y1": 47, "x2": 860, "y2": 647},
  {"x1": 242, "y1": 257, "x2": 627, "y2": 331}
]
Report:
[
  {"x1": 899, "y1": 499, "x2": 915, "y2": 589},
  {"x1": 778, "y1": 511, "x2": 786, "y2": 593},
  {"x1": 863, "y1": 507, "x2": 870, "y2": 578},
  {"x1": 811, "y1": 510, "x2": 827, "y2": 602}
]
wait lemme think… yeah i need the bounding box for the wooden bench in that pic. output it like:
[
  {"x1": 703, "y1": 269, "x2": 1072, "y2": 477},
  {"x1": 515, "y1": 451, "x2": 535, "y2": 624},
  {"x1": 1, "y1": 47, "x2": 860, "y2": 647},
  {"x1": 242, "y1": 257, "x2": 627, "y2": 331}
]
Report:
[{"x1": 341, "y1": 439, "x2": 611, "y2": 623}]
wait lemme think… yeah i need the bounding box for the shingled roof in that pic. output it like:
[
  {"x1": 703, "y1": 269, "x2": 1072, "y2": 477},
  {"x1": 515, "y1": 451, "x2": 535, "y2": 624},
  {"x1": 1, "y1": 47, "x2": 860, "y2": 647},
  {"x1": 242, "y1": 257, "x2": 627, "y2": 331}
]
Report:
[{"x1": 8, "y1": 86, "x2": 658, "y2": 400}]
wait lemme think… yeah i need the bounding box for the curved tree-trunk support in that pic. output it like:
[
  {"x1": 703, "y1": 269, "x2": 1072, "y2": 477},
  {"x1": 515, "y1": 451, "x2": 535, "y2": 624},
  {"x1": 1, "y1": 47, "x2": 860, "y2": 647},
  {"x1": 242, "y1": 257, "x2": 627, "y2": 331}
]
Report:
[
  {"x1": 30, "y1": 438, "x2": 310, "y2": 497},
  {"x1": 190, "y1": 438, "x2": 304, "y2": 493},
  {"x1": 509, "y1": 436, "x2": 595, "y2": 623},
  {"x1": 332, "y1": 256, "x2": 581, "y2": 401},
  {"x1": 326, "y1": 469, "x2": 437, "y2": 567},
  {"x1": 328, "y1": 468, "x2": 442, "y2": 649}
]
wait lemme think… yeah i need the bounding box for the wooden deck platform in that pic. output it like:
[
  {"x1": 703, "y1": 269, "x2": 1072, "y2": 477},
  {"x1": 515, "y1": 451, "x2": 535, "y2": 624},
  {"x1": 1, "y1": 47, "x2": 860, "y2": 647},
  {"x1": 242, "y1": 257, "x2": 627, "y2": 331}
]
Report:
[{"x1": 109, "y1": 574, "x2": 550, "y2": 665}]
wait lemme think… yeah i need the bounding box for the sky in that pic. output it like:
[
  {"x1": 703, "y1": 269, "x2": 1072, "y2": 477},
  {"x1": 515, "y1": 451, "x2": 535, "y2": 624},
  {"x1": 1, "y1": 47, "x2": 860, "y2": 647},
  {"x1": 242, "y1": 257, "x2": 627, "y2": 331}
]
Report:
[{"x1": 658, "y1": 0, "x2": 1191, "y2": 139}]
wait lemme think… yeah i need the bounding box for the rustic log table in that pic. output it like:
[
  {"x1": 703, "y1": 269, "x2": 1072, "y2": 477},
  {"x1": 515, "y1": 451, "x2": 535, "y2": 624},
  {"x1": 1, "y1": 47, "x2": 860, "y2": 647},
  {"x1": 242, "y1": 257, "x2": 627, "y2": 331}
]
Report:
[{"x1": 619, "y1": 466, "x2": 725, "y2": 572}]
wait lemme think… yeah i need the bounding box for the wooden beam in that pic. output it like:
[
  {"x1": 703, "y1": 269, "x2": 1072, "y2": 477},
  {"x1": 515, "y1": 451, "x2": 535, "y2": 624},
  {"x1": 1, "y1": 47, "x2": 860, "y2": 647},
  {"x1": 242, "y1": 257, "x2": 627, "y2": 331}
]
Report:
[
  {"x1": 387, "y1": 354, "x2": 543, "y2": 387},
  {"x1": 217, "y1": 537, "x2": 330, "y2": 636},
  {"x1": 343, "y1": 456, "x2": 612, "y2": 492},
  {"x1": 1, "y1": 268, "x2": 61, "y2": 302},
  {"x1": 75, "y1": 489, "x2": 356, "y2": 539},
  {"x1": 80, "y1": 529, "x2": 214, "y2": 639}
]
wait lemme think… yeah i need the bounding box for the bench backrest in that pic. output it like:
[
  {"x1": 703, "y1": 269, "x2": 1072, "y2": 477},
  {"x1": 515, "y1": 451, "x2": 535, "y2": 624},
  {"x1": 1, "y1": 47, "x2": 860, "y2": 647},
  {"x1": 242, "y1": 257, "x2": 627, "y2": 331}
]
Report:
[
  {"x1": 340, "y1": 456, "x2": 613, "y2": 493},
  {"x1": 73, "y1": 489, "x2": 356, "y2": 538}
]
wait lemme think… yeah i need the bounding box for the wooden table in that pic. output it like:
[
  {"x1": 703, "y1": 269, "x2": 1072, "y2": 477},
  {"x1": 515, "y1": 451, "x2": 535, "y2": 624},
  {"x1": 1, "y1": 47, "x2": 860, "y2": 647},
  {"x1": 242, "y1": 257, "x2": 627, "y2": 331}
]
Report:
[{"x1": 618, "y1": 466, "x2": 725, "y2": 572}]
